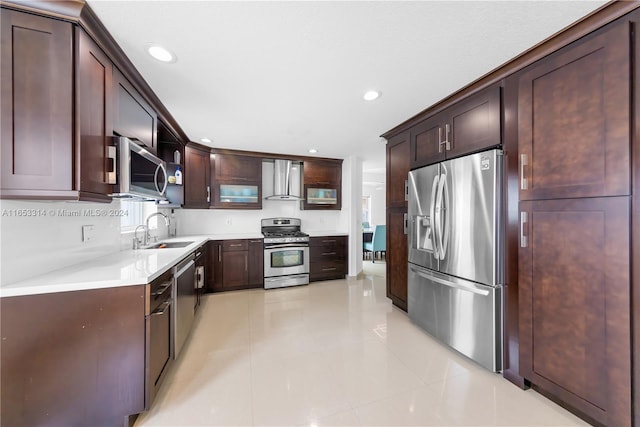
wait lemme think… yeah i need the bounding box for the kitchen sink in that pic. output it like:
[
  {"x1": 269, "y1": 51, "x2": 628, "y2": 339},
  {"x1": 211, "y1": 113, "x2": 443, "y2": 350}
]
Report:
[{"x1": 143, "y1": 241, "x2": 194, "y2": 249}]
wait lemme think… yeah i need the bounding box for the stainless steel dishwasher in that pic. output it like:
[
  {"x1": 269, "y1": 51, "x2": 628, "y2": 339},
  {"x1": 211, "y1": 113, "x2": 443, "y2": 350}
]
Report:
[{"x1": 172, "y1": 254, "x2": 195, "y2": 358}]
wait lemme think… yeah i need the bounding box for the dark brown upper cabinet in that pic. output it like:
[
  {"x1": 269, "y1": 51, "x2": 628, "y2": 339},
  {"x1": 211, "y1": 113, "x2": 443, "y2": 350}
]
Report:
[
  {"x1": 0, "y1": 9, "x2": 114, "y2": 202},
  {"x1": 210, "y1": 153, "x2": 262, "y2": 209},
  {"x1": 387, "y1": 132, "x2": 410, "y2": 208},
  {"x1": 518, "y1": 21, "x2": 630, "y2": 201},
  {"x1": 410, "y1": 85, "x2": 501, "y2": 170},
  {"x1": 113, "y1": 68, "x2": 158, "y2": 153},
  {"x1": 0, "y1": 9, "x2": 74, "y2": 197},
  {"x1": 410, "y1": 114, "x2": 445, "y2": 169},
  {"x1": 76, "y1": 28, "x2": 114, "y2": 202},
  {"x1": 184, "y1": 143, "x2": 211, "y2": 209},
  {"x1": 301, "y1": 159, "x2": 342, "y2": 210}
]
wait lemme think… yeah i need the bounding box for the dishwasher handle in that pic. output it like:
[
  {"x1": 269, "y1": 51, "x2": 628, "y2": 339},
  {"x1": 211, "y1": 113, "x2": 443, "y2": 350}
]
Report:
[{"x1": 173, "y1": 255, "x2": 195, "y2": 278}]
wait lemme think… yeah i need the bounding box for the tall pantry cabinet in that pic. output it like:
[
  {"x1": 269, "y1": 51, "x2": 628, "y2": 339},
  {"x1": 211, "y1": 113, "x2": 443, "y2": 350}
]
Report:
[
  {"x1": 515, "y1": 18, "x2": 632, "y2": 427},
  {"x1": 385, "y1": 132, "x2": 410, "y2": 311}
]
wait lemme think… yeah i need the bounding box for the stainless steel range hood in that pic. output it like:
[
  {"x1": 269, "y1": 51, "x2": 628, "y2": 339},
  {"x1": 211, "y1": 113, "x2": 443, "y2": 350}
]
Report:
[{"x1": 265, "y1": 159, "x2": 302, "y2": 200}]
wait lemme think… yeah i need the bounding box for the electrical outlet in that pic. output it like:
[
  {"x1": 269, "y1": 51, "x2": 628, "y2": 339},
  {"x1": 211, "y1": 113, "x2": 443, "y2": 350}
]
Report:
[
  {"x1": 82, "y1": 225, "x2": 95, "y2": 242},
  {"x1": 225, "y1": 217, "x2": 232, "y2": 226}
]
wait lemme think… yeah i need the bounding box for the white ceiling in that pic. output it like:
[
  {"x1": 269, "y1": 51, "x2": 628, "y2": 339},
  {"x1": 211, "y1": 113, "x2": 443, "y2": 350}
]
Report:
[{"x1": 88, "y1": 0, "x2": 607, "y2": 172}]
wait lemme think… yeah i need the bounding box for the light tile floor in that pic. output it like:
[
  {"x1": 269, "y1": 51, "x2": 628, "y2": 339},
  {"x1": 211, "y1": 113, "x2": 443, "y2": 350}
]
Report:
[{"x1": 135, "y1": 262, "x2": 590, "y2": 427}]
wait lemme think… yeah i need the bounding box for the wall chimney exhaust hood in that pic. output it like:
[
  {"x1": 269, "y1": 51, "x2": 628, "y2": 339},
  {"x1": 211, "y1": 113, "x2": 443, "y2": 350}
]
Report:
[{"x1": 265, "y1": 159, "x2": 302, "y2": 200}]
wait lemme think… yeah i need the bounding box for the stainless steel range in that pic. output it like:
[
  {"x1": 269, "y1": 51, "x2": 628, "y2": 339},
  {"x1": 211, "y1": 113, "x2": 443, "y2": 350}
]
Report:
[{"x1": 261, "y1": 218, "x2": 309, "y2": 289}]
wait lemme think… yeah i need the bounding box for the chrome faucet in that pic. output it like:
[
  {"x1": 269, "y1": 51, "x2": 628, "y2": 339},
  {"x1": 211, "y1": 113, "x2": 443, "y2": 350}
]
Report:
[
  {"x1": 144, "y1": 212, "x2": 170, "y2": 246},
  {"x1": 133, "y1": 212, "x2": 170, "y2": 249},
  {"x1": 133, "y1": 224, "x2": 148, "y2": 249}
]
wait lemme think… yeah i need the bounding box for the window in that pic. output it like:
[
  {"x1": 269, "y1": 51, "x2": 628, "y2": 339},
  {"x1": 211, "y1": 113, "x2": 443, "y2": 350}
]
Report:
[
  {"x1": 362, "y1": 196, "x2": 371, "y2": 227},
  {"x1": 120, "y1": 199, "x2": 158, "y2": 232}
]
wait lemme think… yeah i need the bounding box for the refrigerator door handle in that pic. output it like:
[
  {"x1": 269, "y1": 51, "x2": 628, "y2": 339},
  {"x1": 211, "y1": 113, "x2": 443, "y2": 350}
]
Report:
[
  {"x1": 439, "y1": 172, "x2": 450, "y2": 260},
  {"x1": 434, "y1": 170, "x2": 448, "y2": 260},
  {"x1": 429, "y1": 174, "x2": 440, "y2": 259},
  {"x1": 409, "y1": 266, "x2": 490, "y2": 296}
]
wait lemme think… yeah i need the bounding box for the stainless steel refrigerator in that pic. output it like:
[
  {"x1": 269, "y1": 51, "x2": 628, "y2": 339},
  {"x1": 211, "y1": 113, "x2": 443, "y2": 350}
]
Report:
[{"x1": 407, "y1": 149, "x2": 503, "y2": 372}]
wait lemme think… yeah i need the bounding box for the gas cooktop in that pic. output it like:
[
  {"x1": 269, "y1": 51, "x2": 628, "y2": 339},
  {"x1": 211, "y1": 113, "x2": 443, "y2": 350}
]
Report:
[{"x1": 261, "y1": 218, "x2": 309, "y2": 244}]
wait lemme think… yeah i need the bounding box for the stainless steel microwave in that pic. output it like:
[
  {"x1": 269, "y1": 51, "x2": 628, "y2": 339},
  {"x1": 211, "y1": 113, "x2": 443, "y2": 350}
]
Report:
[{"x1": 110, "y1": 136, "x2": 168, "y2": 200}]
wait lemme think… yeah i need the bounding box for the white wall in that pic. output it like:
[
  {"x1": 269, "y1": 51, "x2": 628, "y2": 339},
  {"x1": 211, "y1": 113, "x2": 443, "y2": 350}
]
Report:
[
  {"x1": 362, "y1": 169, "x2": 386, "y2": 227},
  {"x1": 363, "y1": 183, "x2": 386, "y2": 226},
  {"x1": 174, "y1": 201, "x2": 346, "y2": 235},
  {"x1": 1, "y1": 200, "x2": 118, "y2": 284},
  {"x1": 344, "y1": 156, "x2": 363, "y2": 277}
]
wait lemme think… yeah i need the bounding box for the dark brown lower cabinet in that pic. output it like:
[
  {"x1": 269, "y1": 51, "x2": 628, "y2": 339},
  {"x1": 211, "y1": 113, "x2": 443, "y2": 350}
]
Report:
[
  {"x1": 248, "y1": 239, "x2": 264, "y2": 287},
  {"x1": 309, "y1": 235, "x2": 348, "y2": 282},
  {"x1": 222, "y1": 249, "x2": 249, "y2": 287},
  {"x1": 386, "y1": 208, "x2": 408, "y2": 311},
  {"x1": 146, "y1": 270, "x2": 173, "y2": 409},
  {"x1": 208, "y1": 239, "x2": 263, "y2": 291},
  {"x1": 1, "y1": 286, "x2": 145, "y2": 426},
  {"x1": 519, "y1": 197, "x2": 631, "y2": 427}
]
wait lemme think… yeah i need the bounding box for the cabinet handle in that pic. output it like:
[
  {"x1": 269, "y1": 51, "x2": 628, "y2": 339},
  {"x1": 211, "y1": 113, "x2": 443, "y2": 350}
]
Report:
[
  {"x1": 245, "y1": 257, "x2": 248, "y2": 271},
  {"x1": 438, "y1": 127, "x2": 444, "y2": 153},
  {"x1": 322, "y1": 239, "x2": 336, "y2": 243},
  {"x1": 322, "y1": 267, "x2": 337, "y2": 271},
  {"x1": 403, "y1": 213, "x2": 408, "y2": 235},
  {"x1": 150, "y1": 300, "x2": 171, "y2": 316},
  {"x1": 404, "y1": 180, "x2": 408, "y2": 201},
  {"x1": 218, "y1": 244, "x2": 222, "y2": 262},
  {"x1": 106, "y1": 146, "x2": 117, "y2": 184},
  {"x1": 229, "y1": 244, "x2": 243, "y2": 247},
  {"x1": 520, "y1": 154, "x2": 528, "y2": 190},
  {"x1": 322, "y1": 252, "x2": 336, "y2": 256},
  {"x1": 152, "y1": 281, "x2": 172, "y2": 297},
  {"x1": 206, "y1": 186, "x2": 211, "y2": 203},
  {"x1": 250, "y1": 240, "x2": 262, "y2": 243},
  {"x1": 230, "y1": 177, "x2": 249, "y2": 181},
  {"x1": 520, "y1": 211, "x2": 528, "y2": 248},
  {"x1": 444, "y1": 123, "x2": 451, "y2": 151}
]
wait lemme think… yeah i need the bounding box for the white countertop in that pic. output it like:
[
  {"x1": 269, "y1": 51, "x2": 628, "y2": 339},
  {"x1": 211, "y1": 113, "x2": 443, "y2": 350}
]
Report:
[
  {"x1": 1, "y1": 231, "x2": 349, "y2": 297},
  {"x1": 306, "y1": 231, "x2": 348, "y2": 237},
  {"x1": 0, "y1": 233, "x2": 262, "y2": 298}
]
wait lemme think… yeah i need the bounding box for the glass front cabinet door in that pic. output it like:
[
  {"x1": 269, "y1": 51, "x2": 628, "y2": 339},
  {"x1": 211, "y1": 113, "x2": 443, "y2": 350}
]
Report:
[
  {"x1": 302, "y1": 186, "x2": 341, "y2": 210},
  {"x1": 212, "y1": 182, "x2": 262, "y2": 209}
]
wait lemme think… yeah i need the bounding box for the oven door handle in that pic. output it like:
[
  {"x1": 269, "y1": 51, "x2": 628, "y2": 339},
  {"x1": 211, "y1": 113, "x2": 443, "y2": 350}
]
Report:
[{"x1": 265, "y1": 243, "x2": 309, "y2": 249}]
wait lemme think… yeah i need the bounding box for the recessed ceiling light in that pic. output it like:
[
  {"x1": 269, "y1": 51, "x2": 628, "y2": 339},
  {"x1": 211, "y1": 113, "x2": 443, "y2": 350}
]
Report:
[
  {"x1": 200, "y1": 137, "x2": 212, "y2": 143},
  {"x1": 363, "y1": 90, "x2": 381, "y2": 101},
  {"x1": 147, "y1": 44, "x2": 176, "y2": 63},
  {"x1": 308, "y1": 149, "x2": 318, "y2": 154}
]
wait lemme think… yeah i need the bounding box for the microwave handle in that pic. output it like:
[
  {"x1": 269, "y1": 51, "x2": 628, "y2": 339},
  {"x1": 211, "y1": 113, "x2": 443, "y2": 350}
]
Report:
[
  {"x1": 154, "y1": 163, "x2": 168, "y2": 196},
  {"x1": 106, "y1": 145, "x2": 117, "y2": 185}
]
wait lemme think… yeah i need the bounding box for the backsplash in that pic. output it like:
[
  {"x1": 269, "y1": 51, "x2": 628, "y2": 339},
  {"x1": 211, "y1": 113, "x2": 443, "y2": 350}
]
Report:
[
  {"x1": 1, "y1": 200, "x2": 120, "y2": 284},
  {"x1": 0, "y1": 199, "x2": 169, "y2": 285},
  {"x1": 175, "y1": 200, "x2": 347, "y2": 235}
]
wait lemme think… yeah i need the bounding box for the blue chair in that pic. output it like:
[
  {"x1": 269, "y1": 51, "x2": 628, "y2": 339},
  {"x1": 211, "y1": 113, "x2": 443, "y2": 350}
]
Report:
[{"x1": 363, "y1": 225, "x2": 386, "y2": 263}]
